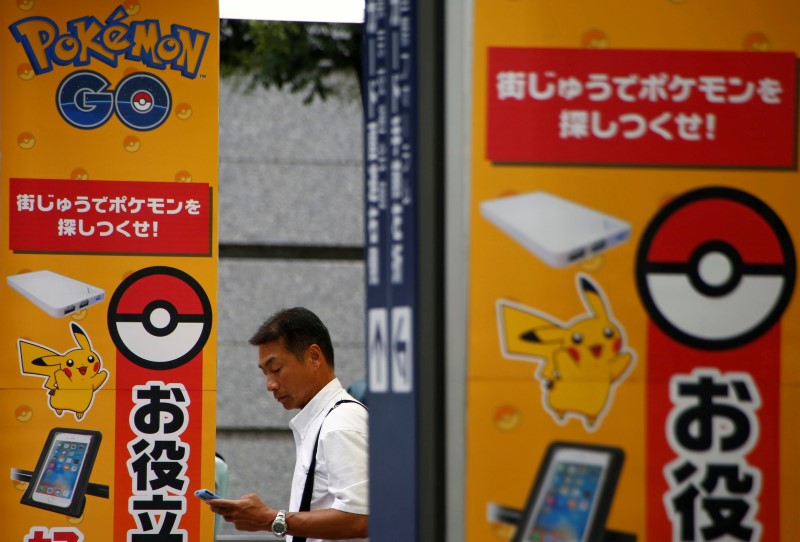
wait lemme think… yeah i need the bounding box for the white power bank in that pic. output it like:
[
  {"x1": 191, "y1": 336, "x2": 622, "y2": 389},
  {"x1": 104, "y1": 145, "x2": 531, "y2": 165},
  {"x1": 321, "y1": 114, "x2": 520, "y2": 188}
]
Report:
[
  {"x1": 7, "y1": 270, "x2": 105, "y2": 318},
  {"x1": 480, "y1": 191, "x2": 631, "y2": 268}
]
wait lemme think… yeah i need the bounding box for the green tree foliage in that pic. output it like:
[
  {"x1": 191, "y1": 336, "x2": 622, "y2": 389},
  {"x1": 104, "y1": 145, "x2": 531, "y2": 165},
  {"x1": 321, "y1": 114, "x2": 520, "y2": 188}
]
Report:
[{"x1": 219, "y1": 20, "x2": 362, "y2": 104}]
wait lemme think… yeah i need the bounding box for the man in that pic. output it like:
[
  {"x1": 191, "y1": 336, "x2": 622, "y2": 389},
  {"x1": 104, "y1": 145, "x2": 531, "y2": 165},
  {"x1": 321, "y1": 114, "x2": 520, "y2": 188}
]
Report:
[{"x1": 206, "y1": 307, "x2": 368, "y2": 541}]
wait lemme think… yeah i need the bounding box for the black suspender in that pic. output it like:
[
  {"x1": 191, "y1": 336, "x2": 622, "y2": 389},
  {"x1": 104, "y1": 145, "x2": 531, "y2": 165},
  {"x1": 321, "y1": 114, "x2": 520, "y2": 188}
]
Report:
[{"x1": 293, "y1": 398, "x2": 366, "y2": 542}]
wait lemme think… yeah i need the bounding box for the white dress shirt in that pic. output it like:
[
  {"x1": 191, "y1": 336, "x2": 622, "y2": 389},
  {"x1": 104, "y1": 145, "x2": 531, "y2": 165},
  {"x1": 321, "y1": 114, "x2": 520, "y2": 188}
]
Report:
[{"x1": 287, "y1": 378, "x2": 368, "y2": 542}]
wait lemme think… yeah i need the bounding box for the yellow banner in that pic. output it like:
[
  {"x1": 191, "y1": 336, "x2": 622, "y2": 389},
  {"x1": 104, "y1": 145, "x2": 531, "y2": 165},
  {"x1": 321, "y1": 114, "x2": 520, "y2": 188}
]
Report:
[
  {"x1": 1, "y1": 1, "x2": 218, "y2": 540},
  {"x1": 467, "y1": 1, "x2": 800, "y2": 541}
]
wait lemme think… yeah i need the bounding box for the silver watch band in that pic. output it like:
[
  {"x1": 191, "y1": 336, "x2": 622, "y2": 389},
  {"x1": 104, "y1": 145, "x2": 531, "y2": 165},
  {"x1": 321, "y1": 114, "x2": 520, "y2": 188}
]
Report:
[{"x1": 271, "y1": 509, "x2": 287, "y2": 538}]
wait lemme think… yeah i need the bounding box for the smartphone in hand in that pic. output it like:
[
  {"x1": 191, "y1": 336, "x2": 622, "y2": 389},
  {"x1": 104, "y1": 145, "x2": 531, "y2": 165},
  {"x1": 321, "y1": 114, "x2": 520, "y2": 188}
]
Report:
[{"x1": 195, "y1": 488, "x2": 222, "y2": 501}]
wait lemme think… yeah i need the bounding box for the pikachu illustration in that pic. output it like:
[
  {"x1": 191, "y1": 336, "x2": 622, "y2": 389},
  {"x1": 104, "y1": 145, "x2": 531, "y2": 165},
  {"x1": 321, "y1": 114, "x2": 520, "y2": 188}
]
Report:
[
  {"x1": 497, "y1": 274, "x2": 635, "y2": 430},
  {"x1": 18, "y1": 322, "x2": 109, "y2": 420}
]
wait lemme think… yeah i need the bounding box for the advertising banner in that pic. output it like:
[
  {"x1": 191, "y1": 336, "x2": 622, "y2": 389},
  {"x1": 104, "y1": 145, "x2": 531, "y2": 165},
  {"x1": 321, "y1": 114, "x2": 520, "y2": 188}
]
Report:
[
  {"x1": 466, "y1": 1, "x2": 799, "y2": 541},
  {"x1": 0, "y1": 1, "x2": 218, "y2": 540}
]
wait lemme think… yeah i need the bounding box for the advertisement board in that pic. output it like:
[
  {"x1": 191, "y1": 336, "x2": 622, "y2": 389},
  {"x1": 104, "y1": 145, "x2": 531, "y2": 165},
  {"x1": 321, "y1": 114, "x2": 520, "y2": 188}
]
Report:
[
  {"x1": 1, "y1": 1, "x2": 218, "y2": 540},
  {"x1": 466, "y1": 1, "x2": 799, "y2": 541}
]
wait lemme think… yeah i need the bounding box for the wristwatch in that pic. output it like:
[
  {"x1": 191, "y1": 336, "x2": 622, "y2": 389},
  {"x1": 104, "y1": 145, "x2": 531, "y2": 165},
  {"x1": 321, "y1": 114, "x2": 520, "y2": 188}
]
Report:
[{"x1": 271, "y1": 509, "x2": 288, "y2": 538}]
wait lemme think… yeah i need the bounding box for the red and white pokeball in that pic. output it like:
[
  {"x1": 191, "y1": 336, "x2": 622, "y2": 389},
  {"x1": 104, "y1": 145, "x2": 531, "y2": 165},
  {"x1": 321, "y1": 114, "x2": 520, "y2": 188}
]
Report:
[
  {"x1": 107, "y1": 267, "x2": 212, "y2": 369},
  {"x1": 636, "y1": 187, "x2": 795, "y2": 350},
  {"x1": 131, "y1": 91, "x2": 154, "y2": 113}
]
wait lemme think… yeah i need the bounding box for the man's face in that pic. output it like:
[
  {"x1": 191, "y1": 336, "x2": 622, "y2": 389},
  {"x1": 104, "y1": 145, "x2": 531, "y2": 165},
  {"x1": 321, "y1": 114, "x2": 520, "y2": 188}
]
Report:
[{"x1": 258, "y1": 340, "x2": 316, "y2": 410}]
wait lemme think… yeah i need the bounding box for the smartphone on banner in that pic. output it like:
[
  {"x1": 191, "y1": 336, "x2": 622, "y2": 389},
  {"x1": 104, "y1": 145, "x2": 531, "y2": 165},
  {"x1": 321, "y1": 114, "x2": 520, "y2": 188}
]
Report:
[
  {"x1": 21, "y1": 428, "x2": 102, "y2": 517},
  {"x1": 31, "y1": 431, "x2": 93, "y2": 508},
  {"x1": 513, "y1": 442, "x2": 624, "y2": 542}
]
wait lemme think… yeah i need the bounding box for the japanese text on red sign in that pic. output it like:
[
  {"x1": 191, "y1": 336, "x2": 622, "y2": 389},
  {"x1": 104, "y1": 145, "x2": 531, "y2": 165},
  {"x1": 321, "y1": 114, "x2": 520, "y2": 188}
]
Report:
[
  {"x1": 10, "y1": 178, "x2": 211, "y2": 255},
  {"x1": 496, "y1": 72, "x2": 783, "y2": 104},
  {"x1": 127, "y1": 382, "x2": 191, "y2": 542},
  {"x1": 486, "y1": 48, "x2": 797, "y2": 167},
  {"x1": 16, "y1": 194, "x2": 201, "y2": 239},
  {"x1": 496, "y1": 72, "x2": 782, "y2": 143},
  {"x1": 664, "y1": 369, "x2": 762, "y2": 541}
]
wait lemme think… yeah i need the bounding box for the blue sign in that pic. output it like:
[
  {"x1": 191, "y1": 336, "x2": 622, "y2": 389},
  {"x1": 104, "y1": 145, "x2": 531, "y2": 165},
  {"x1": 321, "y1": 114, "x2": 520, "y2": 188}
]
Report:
[{"x1": 364, "y1": 0, "x2": 419, "y2": 539}]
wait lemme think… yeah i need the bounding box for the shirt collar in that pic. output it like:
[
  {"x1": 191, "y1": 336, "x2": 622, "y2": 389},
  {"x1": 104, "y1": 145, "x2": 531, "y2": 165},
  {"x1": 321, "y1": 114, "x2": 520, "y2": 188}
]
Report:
[{"x1": 289, "y1": 378, "x2": 344, "y2": 439}]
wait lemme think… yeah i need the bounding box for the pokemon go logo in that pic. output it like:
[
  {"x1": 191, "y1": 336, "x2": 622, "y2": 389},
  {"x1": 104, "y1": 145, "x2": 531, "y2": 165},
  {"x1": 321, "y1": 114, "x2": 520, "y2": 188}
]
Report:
[
  {"x1": 57, "y1": 70, "x2": 171, "y2": 131},
  {"x1": 9, "y1": 4, "x2": 210, "y2": 131},
  {"x1": 9, "y1": 6, "x2": 210, "y2": 78}
]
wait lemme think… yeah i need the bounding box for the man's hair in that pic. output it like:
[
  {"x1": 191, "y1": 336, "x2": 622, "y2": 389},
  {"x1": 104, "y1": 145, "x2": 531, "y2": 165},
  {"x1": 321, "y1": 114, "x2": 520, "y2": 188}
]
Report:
[{"x1": 249, "y1": 307, "x2": 335, "y2": 368}]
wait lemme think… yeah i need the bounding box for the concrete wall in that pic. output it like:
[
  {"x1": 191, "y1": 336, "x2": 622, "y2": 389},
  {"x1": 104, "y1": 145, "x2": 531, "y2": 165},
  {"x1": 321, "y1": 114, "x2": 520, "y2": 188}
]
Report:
[{"x1": 215, "y1": 79, "x2": 365, "y2": 536}]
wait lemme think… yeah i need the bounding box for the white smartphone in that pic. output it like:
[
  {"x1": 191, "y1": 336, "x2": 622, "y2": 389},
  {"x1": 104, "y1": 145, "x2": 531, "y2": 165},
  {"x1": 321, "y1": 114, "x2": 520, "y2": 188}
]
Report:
[
  {"x1": 514, "y1": 443, "x2": 624, "y2": 542},
  {"x1": 195, "y1": 488, "x2": 222, "y2": 501},
  {"x1": 30, "y1": 431, "x2": 95, "y2": 509}
]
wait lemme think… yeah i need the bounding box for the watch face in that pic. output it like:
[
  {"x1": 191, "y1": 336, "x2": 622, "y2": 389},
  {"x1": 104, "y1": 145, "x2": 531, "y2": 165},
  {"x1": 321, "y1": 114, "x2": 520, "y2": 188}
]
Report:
[{"x1": 273, "y1": 513, "x2": 287, "y2": 536}]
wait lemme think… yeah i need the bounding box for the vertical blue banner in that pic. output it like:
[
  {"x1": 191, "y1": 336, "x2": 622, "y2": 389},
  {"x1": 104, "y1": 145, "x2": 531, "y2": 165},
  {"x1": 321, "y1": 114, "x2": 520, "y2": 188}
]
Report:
[{"x1": 364, "y1": 0, "x2": 419, "y2": 539}]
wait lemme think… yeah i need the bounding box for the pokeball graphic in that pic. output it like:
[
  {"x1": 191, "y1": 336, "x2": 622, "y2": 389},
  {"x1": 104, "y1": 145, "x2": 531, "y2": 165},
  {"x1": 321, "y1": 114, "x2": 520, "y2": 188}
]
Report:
[
  {"x1": 636, "y1": 187, "x2": 795, "y2": 350},
  {"x1": 131, "y1": 91, "x2": 154, "y2": 113},
  {"x1": 115, "y1": 72, "x2": 171, "y2": 131},
  {"x1": 108, "y1": 267, "x2": 212, "y2": 370}
]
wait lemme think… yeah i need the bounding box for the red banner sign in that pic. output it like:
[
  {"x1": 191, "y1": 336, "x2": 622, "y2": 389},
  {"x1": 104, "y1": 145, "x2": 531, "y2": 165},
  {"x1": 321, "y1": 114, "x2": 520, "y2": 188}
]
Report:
[
  {"x1": 486, "y1": 48, "x2": 797, "y2": 168},
  {"x1": 10, "y1": 178, "x2": 211, "y2": 255}
]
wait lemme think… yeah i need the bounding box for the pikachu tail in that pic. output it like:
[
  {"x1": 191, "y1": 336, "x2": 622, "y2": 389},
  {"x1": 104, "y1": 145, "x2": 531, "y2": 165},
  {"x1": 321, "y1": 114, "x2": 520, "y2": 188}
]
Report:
[{"x1": 496, "y1": 300, "x2": 564, "y2": 362}]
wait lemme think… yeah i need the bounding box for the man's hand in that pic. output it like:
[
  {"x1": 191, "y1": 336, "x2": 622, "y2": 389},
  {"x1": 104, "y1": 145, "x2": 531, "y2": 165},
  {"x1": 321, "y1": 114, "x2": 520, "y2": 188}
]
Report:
[
  {"x1": 207, "y1": 493, "x2": 276, "y2": 532},
  {"x1": 203, "y1": 493, "x2": 368, "y2": 538}
]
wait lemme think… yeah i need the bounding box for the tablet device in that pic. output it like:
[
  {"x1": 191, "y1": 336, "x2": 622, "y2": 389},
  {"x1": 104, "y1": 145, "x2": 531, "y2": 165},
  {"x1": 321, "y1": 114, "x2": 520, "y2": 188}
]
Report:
[
  {"x1": 480, "y1": 192, "x2": 631, "y2": 268},
  {"x1": 7, "y1": 270, "x2": 105, "y2": 318},
  {"x1": 21, "y1": 428, "x2": 102, "y2": 517},
  {"x1": 512, "y1": 441, "x2": 624, "y2": 542}
]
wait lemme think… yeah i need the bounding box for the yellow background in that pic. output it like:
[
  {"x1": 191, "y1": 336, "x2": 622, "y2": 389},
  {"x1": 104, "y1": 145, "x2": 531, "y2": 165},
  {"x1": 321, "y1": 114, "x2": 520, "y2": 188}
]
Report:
[
  {"x1": 466, "y1": 1, "x2": 800, "y2": 540},
  {"x1": 0, "y1": 0, "x2": 218, "y2": 539}
]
